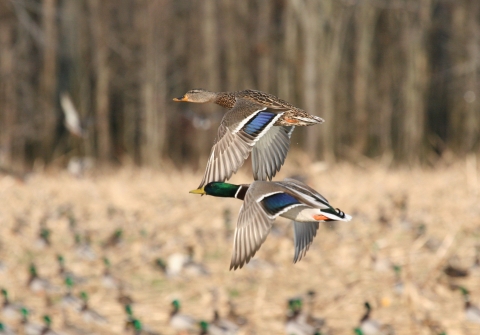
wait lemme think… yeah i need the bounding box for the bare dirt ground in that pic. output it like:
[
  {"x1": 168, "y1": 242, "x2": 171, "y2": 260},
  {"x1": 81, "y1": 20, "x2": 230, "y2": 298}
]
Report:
[{"x1": 0, "y1": 158, "x2": 479, "y2": 335}]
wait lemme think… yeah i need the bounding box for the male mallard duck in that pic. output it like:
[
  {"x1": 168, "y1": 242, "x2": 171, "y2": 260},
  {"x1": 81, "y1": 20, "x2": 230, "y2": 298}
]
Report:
[
  {"x1": 1, "y1": 289, "x2": 24, "y2": 319},
  {"x1": 284, "y1": 299, "x2": 316, "y2": 335},
  {"x1": 21, "y1": 308, "x2": 43, "y2": 335},
  {"x1": 305, "y1": 291, "x2": 325, "y2": 330},
  {"x1": 166, "y1": 247, "x2": 210, "y2": 277},
  {"x1": 101, "y1": 258, "x2": 120, "y2": 289},
  {"x1": 124, "y1": 305, "x2": 158, "y2": 335},
  {"x1": 199, "y1": 319, "x2": 237, "y2": 335},
  {"x1": 190, "y1": 178, "x2": 351, "y2": 269},
  {"x1": 61, "y1": 277, "x2": 82, "y2": 311},
  {"x1": 57, "y1": 255, "x2": 86, "y2": 284},
  {"x1": 78, "y1": 292, "x2": 108, "y2": 324},
  {"x1": 24, "y1": 315, "x2": 66, "y2": 335},
  {"x1": 459, "y1": 287, "x2": 480, "y2": 323},
  {"x1": 174, "y1": 89, "x2": 324, "y2": 188},
  {"x1": 27, "y1": 264, "x2": 57, "y2": 293},
  {"x1": 74, "y1": 233, "x2": 96, "y2": 261},
  {"x1": 169, "y1": 300, "x2": 196, "y2": 333},
  {"x1": 355, "y1": 302, "x2": 393, "y2": 335},
  {"x1": 102, "y1": 229, "x2": 123, "y2": 249},
  {"x1": 35, "y1": 227, "x2": 51, "y2": 249},
  {"x1": 392, "y1": 265, "x2": 404, "y2": 296},
  {"x1": 0, "y1": 322, "x2": 15, "y2": 335}
]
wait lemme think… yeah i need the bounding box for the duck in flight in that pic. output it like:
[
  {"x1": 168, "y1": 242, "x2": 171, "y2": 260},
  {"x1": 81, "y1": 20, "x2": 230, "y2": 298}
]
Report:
[
  {"x1": 190, "y1": 178, "x2": 351, "y2": 270},
  {"x1": 174, "y1": 89, "x2": 324, "y2": 188}
]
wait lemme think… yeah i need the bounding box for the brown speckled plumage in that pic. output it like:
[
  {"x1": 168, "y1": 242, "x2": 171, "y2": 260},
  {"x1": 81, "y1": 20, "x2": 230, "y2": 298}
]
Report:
[
  {"x1": 175, "y1": 89, "x2": 324, "y2": 127},
  {"x1": 173, "y1": 88, "x2": 325, "y2": 186}
]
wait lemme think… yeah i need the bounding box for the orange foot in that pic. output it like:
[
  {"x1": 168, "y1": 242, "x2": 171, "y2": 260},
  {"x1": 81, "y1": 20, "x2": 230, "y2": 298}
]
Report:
[
  {"x1": 285, "y1": 117, "x2": 299, "y2": 124},
  {"x1": 313, "y1": 214, "x2": 329, "y2": 221}
]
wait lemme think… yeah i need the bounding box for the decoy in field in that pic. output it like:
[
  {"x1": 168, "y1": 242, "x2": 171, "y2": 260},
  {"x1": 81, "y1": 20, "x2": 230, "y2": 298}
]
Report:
[
  {"x1": 117, "y1": 284, "x2": 134, "y2": 307},
  {"x1": 169, "y1": 300, "x2": 196, "y2": 333},
  {"x1": 57, "y1": 255, "x2": 86, "y2": 284},
  {"x1": 1, "y1": 289, "x2": 23, "y2": 319},
  {"x1": 0, "y1": 321, "x2": 15, "y2": 335},
  {"x1": 124, "y1": 305, "x2": 159, "y2": 335},
  {"x1": 166, "y1": 247, "x2": 210, "y2": 277},
  {"x1": 78, "y1": 292, "x2": 108, "y2": 324},
  {"x1": 284, "y1": 299, "x2": 316, "y2": 335},
  {"x1": 174, "y1": 89, "x2": 324, "y2": 188},
  {"x1": 354, "y1": 302, "x2": 393, "y2": 335},
  {"x1": 74, "y1": 233, "x2": 96, "y2": 261},
  {"x1": 21, "y1": 308, "x2": 43, "y2": 335},
  {"x1": 35, "y1": 227, "x2": 51, "y2": 249},
  {"x1": 27, "y1": 264, "x2": 57, "y2": 293},
  {"x1": 459, "y1": 287, "x2": 480, "y2": 323},
  {"x1": 102, "y1": 229, "x2": 123, "y2": 249},
  {"x1": 305, "y1": 291, "x2": 325, "y2": 330},
  {"x1": 226, "y1": 301, "x2": 247, "y2": 328},
  {"x1": 190, "y1": 178, "x2": 351, "y2": 269},
  {"x1": 392, "y1": 265, "x2": 404, "y2": 296},
  {"x1": 61, "y1": 277, "x2": 82, "y2": 311},
  {"x1": 101, "y1": 258, "x2": 120, "y2": 289},
  {"x1": 24, "y1": 315, "x2": 67, "y2": 335}
]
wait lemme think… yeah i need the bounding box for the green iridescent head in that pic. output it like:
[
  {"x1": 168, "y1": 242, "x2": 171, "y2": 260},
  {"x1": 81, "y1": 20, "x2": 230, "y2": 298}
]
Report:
[
  {"x1": 65, "y1": 276, "x2": 74, "y2": 288},
  {"x1": 199, "y1": 320, "x2": 209, "y2": 331},
  {"x1": 125, "y1": 304, "x2": 133, "y2": 316},
  {"x1": 190, "y1": 182, "x2": 242, "y2": 198},
  {"x1": 1, "y1": 289, "x2": 7, "y2": 298},
  {"x1": 459, "y1": 286, "x2": 469, "y2": 296},
  {"x1": 21, "y1": 307, "x2": 29, "y2": 317},
  {"x1": 80, "y1": 291, "x2": 88, "y2": 301},
  {"x1": 29, "y1": 264, "x2": 37, "y2": 276},
  {"x1": 354, "y1": 328, "x2": 364, "y2": 335},
  {"x1": 43, "y1": 315, "x2": 51, "y2": 326},
  {"x1": 133, "y1": 319, "x2": 142, "y2": 331},
  {"x1": 172, "y1": 299, "x2": 180, "y2": 309}
]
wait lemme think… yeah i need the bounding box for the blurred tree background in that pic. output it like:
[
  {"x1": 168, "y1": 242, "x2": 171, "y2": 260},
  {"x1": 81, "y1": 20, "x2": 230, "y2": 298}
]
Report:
[{"x1": 0, "y1": 0, "x2": 479, "y2": 172}]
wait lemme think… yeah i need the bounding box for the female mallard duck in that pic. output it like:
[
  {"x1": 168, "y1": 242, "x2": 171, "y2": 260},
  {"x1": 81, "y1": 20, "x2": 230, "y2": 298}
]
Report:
[
  {"x1": 174, "y1": 89, "x2": 324, "y2": 188},
  {"x1": 190, "y1": 178, "x2": 351, "y2": 269}
]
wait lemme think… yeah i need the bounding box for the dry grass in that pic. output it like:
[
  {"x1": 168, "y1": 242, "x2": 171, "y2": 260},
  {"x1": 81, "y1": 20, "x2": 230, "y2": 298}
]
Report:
[{"x1": 1, "y1": 159, "x2": 480, "y2": 335}]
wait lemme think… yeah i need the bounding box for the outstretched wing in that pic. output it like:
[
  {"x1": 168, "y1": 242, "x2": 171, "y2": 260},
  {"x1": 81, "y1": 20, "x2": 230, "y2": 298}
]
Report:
[
  {"x1": 197, "y1": 100, "x2": 284, "y2": 188},
  {"x1": 251, "y1": 126, "x2": 294, "y2": 181},
  {"x1": 230, "y1": 182, "x2": 303, "y2": 270},
  {"x1": 292, "y1": 221, "x2": 319, "y2": 263}
]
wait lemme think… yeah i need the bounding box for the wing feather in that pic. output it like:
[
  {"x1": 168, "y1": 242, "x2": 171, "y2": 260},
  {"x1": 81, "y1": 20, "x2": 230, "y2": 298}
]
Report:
[
  {"x1": 198, "y1": 101, "x2": 284, "y2": 188},
  {"x1": 230, "y1": 183, "x2": 276, "y2": 270},
  {"x1": 293, "y1": 221, "x2": 319, "y2": 263},
  {"x1": 251, "y1": 126, "x2": 294, "y2": 181}
]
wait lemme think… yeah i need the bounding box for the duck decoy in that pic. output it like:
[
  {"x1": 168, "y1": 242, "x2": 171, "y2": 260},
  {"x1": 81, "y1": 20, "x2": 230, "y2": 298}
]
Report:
[
  {"x1": 169, "y1": 300, "x2": 196, "y2": 333},
  {"x1": 78, "y1": 292, "x2": 108, "y2": 324},
  {"x1": 459, "y1": 287, "x2": 480, "y2": 323},
  {"x1": 355, "y1": 302, "x2": 393, "y2": 335},
  {"x1": 1, "y1": 289, "x2": 23, "y2": 320}
]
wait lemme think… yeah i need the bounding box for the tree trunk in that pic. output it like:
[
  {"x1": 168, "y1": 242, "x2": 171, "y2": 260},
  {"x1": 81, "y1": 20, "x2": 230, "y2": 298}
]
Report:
[
  {"x1": 40, "y1": 0, "x2": 58, "y2": 163},
  {"x1": 88, "y1": 0, "x2": 111, "y2": 164},
  {"x1": 0, "y1": 16, "x2": 15, "y2": 167}
]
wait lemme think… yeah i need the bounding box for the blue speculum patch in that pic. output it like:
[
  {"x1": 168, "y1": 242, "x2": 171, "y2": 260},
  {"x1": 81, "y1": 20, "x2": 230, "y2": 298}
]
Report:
[
  {"x1": 243, "y1": 111, "x2": 276, "y2": 136},
  {"x1": 261, "y1": 193, "x2": 300, "y2": 216}
]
